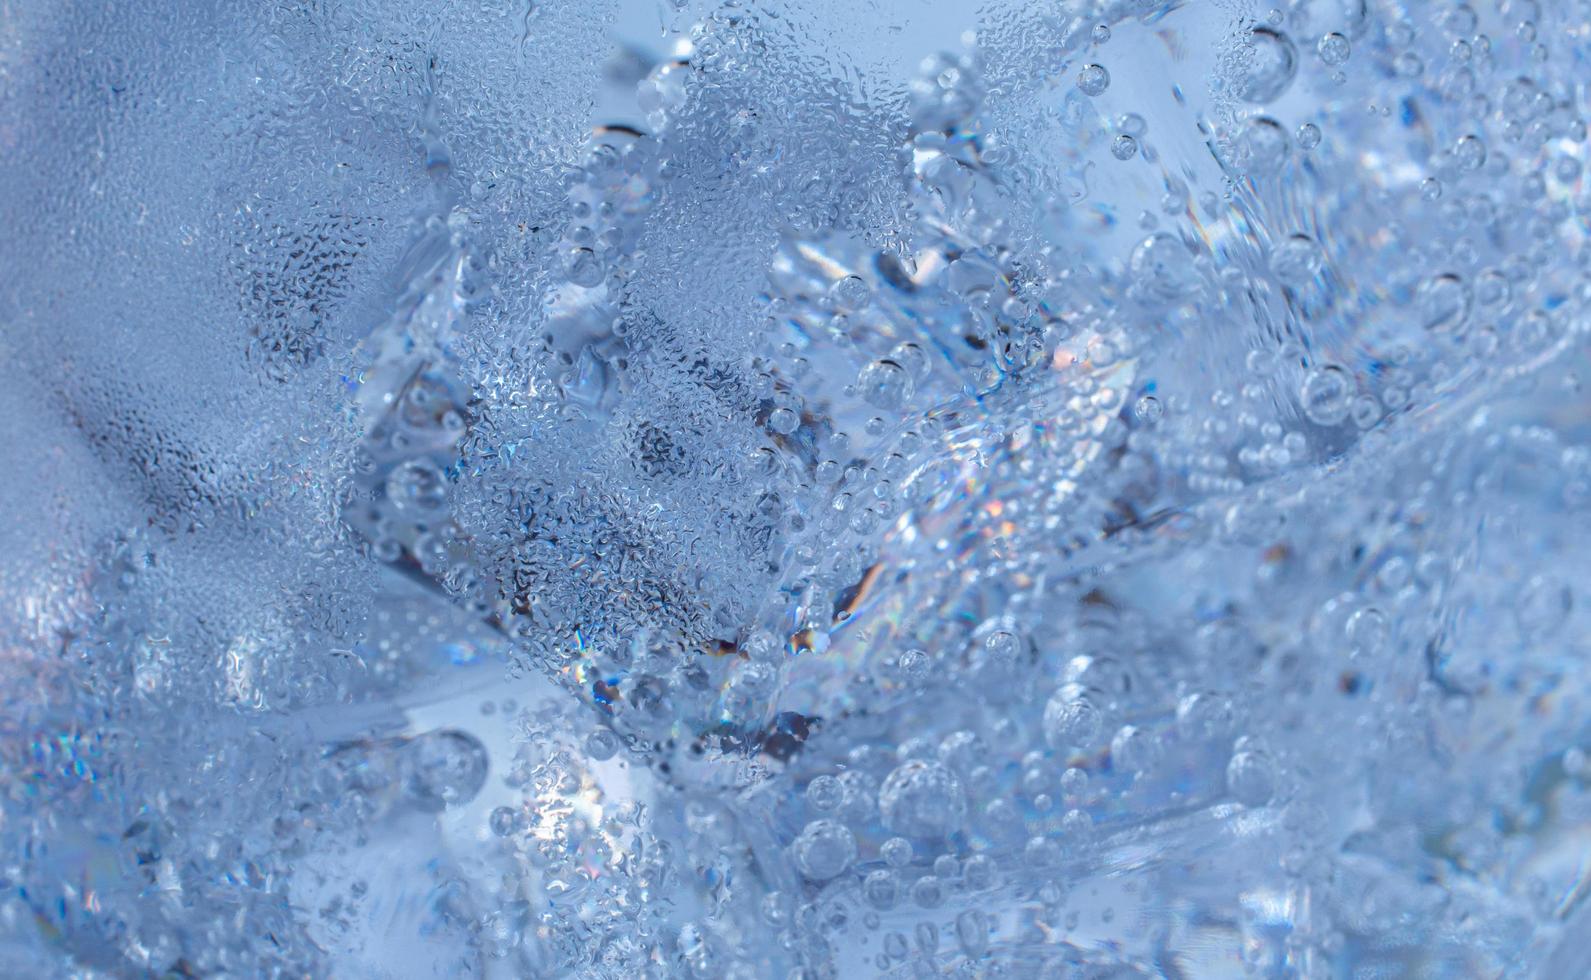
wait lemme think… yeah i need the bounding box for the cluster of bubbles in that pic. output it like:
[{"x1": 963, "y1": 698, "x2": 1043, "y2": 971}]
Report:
[{"x1": 3, "y1": 0, "x2": 1591, "y2": 977}]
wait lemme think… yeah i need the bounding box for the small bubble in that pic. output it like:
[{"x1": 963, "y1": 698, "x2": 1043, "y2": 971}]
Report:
[
  {"x1": 1417, "y1": 273, "x2": 1472, "y2": 333},
  {"x1": 1129, "y1": 231, "x2": 1200, "y2": 302},
  {"x1": 767, "y1": 406, "x2": 800, "y2": 435},
  {"x1": 403, "y1": 730, "x2": 489, "y2": 812},
  {"x1": 857, "y1": 359, "x2": 913, "y2": 410},
  {"x1": 955, "y1": 909, "x2": 989, "y2": 956},
  {"x1": 863, "y1": 870, "x2": 898, "y2": 908},
  {"x1": 881, "y1": 836, "x2": 914, "y2": 868},
  {"x1": 1110, "y1": 724, "x2": 1160, "y2": 773},
  {"x1": 829, "y1": 274, "x2": 871, "y2": 311},
  {"x1": 584, "y1": 728, "x2": 620, "y2": 761},
  {"x1": 1092, "y1": 23, "x2": 1111, "y2": 44},
  {"x1": 385, "y1": 459, "x2": 447, "y2": 512},
  {"x1": 1043, "y1": 687, "x2": 1103, "y2": 748},
  {"x1": 1350, "y1": 394, "x2": 1382, "y2": 429},
  {"x1": 879, "y1": 760, "x2": 967, "y2": 837},
  {"x1": 1296, "y1": 122, "x2": 1322, "y2": 150},
  {"x1": 1317, "y1": 32, "x2": 1350, "y2": 65},
  {"x1": 1475, "y1": 270, "x2": 1511, "y2": 309},
  {"x1": 1516, "y1": 575, "x2": 1571, "y2": 640},
  {"x1": 1226, "y1": 744, "x2": 1277, "y2": 805},
  {"x1": 911, "y1": 874, "x2": 946, "y2": 908},
  {"x1": 489, "y1": 806, "x2": 524, "y2": 837},
  {"x1": 1237, "y1": 116, "x2": 1292, "y2": 175},
  {"x1": 1270, "y1": 234, "x2": 1325, "y2": 286},
  {"x1": 1076, "y1": 64, "x2": 1111, "y2": 97},
  {"x1": 1453, "y1": 135, "x2": 1487, "y2": 171},
  {"x1": 565, "y1": 246, "x2": 604, "y2": 287},
  {"x1": 897, "y1": 649, "x2": 931, "y2": 684},
  {"x1": 983, "y1": 630, "x2": 1021, "y2": 664},
  {"x1": 806, "y1": 774, "x2": 844, "y2": 811},
  {"x1": 1111, "y1": 134, "x2": 1139, "y2": 160},
  {"x1": 1237, "y1": 27, "x2": 1299, "y2": 103},
  {"x1": 1133, "y1": 394, "x2": 1164, "y2": 424},
  {"x1": 1346, "y1": 607, "x2": 1388, "y2": 656},
  {"x1": 792, "y1": 819, "x2": 857, "y2": 881},
  {"x1": 1300, "y1": 365, "x2": 1353, "y2": 426}
]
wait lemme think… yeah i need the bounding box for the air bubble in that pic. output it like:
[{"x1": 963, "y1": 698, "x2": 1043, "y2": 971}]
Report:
[
  {"x1": 1317, "y1": 33, "x2": 1350, "y2": 65},
  {"x1": 879, "y1": 760, "x2": 967, "y2": 838},
  {"x1": 1453, "y1": 135, "x2": 1487, "y2": 172},
  {"x1": 1077, "y1": 64, "x2": 1111, "y2": 97},
  {"x1": 1129, "y1": 232, "x2": 1201, "y2": 302},
  {"x1": 1237, "y1": 117, "x2": 1292, "y2": 175},
  {"x1": 1043, "y1": 687, "x2": 1103, "y2": 749},
  {"x1": 403, "y1": 730, "x2": 488, "y2": 812},
  {"x1": 584, "y1": 728, "x2": 620, "y2": 761},
  {"x1": 1417, "y1": 273, "x2": 1472, "y2": 333},
  {"x1": 1300, "y1": 365, "x2": 1354, "y2": 425},
  {"x1": 1237, "y1": 28, "x2": 1299, "y2": 103},
  {"x1": 857, "y1": 359, "x2": 914, "y2": 410},
  {"x1": 1134, "y1": 394, "x2": 1164, "y2": 424},
  {"x1": 1270, "y1": 235, "x2": 1325, "y2": 285},
  {"x1": 1226, "y1": 745, "x2": 1278, "y2": 805},
  {"x1": 792, "y1": 819, "x2": 857, "y2": 881}
]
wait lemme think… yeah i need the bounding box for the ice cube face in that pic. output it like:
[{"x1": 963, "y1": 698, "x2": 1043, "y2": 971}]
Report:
[{"x1": 3, "y1": 0, "x2": 1591, "y2": 976}]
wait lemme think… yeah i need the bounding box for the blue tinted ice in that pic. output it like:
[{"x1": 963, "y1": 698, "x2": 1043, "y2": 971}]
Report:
[{"x1": 2, "y1": 0, "x2": 1590, "y2": 976}]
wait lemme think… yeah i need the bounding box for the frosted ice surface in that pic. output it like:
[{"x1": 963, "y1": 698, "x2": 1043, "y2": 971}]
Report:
[{"x1": 2, "y1": 0, "x2": 1591, "y2": 976}]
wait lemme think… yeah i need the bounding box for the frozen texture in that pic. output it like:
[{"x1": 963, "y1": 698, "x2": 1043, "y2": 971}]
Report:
[{"x1": 2, "y1": 0, "x2": 1591, "y2": 977}]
